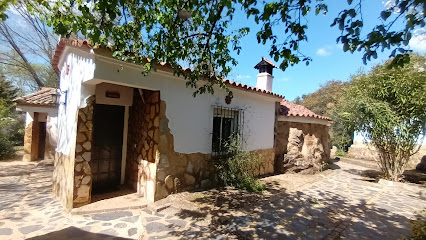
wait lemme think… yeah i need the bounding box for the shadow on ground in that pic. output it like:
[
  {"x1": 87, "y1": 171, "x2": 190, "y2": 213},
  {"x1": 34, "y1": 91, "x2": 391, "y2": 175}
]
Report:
[
  {"x1": 160, "y1": 180, "x2": 412, "y2": 240},
  {"x1": 27, "y1": 227, "x2": 131, "y2": 240}
]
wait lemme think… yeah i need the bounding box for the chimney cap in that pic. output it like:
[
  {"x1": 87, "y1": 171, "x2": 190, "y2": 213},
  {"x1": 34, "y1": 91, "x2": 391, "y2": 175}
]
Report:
[{"x1": 254, "y1": 57, "x2": 279, "y2": 70}]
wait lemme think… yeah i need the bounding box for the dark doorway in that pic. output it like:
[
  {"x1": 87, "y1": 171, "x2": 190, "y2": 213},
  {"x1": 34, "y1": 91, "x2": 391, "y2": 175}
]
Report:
[
  {"x1": 91, "y1": 104, "x2": 125, "y2": 194},
  {"x1": 38, "y1": 122, "x2": 46, "y2": 159}
]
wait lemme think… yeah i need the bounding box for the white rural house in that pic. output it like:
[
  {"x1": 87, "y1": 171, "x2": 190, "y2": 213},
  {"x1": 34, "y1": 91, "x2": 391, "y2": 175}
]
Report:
[{"x1": 15, "y1": 38, "x2": 331, "y2": 210}]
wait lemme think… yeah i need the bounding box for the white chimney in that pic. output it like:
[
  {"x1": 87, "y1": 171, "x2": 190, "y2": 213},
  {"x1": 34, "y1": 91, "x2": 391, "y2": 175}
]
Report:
[{"x1": 254, "y1": 57, "x2": 277, "y2": 92}]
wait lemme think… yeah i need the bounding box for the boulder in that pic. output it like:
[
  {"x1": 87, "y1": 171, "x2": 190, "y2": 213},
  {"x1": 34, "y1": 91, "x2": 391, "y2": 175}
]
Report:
[
  {"x1": 416, "y1": 156, "x2": 426, "y2": 173},
  {"x1": 277, "y1": 127, "x2": 327, "y2": 174}
]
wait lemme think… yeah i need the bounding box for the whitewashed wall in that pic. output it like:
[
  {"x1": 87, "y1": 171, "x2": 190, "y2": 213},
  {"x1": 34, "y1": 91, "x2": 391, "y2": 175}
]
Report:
[
  {"x1": 92, "y1": 56, "x2": 277, "y2": 154},
  {"x1": 56, "y1": 47, "x2": 96, "y2": 155}
]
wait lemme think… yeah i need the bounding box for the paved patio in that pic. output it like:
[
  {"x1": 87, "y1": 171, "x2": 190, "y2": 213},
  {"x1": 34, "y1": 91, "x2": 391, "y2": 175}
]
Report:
[{"x1": 0, "y1": 157, "x2": 425, "y2": 239}]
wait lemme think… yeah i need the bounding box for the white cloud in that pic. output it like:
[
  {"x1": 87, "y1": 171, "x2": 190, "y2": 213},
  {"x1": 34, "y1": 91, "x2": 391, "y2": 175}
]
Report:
[
  {"x1": 236, "y1": 75, "x2": 251, "y2": 80},
  {"x1": 316, "y1": 48, "x2": 331, "y2": 56},
  {"x1": 409, "y1": 28, "x2": 426, "y2": 53}
]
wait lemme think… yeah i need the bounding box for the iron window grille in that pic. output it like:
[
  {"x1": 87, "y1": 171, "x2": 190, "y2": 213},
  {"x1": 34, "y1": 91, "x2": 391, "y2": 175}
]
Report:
[{"x1": 212, "y1": 106, "x2": 244, "y2": 157}]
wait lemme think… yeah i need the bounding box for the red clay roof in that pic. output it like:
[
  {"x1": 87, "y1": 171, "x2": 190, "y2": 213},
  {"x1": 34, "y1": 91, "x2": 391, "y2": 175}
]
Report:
[
  {"x1": 52, "y1": 38, "x2": 285, "y2": 99},
  {"x1": 52, "y1": 38, "x2": 94, "y2": 74},
  {"x1": 13, "y1": 88, "x2": 57, "y2": 107},
  {"x1": 263, "y1": 58, "x2": 279, "y2": 69},
  {"x1": 280, "y1": 100, "x2": 331, "y2": 121}
]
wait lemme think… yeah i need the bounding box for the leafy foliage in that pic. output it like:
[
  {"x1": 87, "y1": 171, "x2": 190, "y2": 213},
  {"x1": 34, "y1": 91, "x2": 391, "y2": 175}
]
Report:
[
  {"x1": 332, "y1": 0, "x2": 425, "y2": 67},
  {"x1": 214, "y1": 135, "x2": 265, "y2": 192},
  {"x1": 294, "y1": 80, "x2": 353, "y2": 150},
  {"x1": 336, "y1": 54, "x2": 426, "y2": 181},
  {"x1": 0, "y1": 75, "x2": 24, "y2": 159},
  {"x1": 1, "y1": 0, "x2": 422, "y2": 95},
  {"x1": 408, "y1": 211, "x2": 426, "y2": 240}
]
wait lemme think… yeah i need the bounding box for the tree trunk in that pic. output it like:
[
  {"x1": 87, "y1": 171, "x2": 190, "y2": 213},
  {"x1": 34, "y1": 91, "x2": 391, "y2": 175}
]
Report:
[{"x1": 0, "y1": 23, "x2": 44, "y2": 89}]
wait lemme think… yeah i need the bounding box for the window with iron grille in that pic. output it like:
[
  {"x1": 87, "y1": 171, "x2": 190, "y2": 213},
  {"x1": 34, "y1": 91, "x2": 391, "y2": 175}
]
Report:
[{"x1": 212, "y1": 106, "x2": 244, "y2": 156}]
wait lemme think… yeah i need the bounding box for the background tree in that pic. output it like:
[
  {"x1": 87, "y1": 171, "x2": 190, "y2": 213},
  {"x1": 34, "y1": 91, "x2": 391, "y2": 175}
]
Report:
[
  {"x1": 0, "y1": 70, "x2": 24, "y2": 159},
  {"x1": 336, "y1": 54, "x2": 426, "y2": 181},
  {"x1": 1, "y1": 0, "x2": 421, "y2": 96},
  {"x1": 293, "y1": 80, "x2": 352, "y2": 151},
  {"x1": 0, "y1": 0, "x2": 58, "y2": 92}
]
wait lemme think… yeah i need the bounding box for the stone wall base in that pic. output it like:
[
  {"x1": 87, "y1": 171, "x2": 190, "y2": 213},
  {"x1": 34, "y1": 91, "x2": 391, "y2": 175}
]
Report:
[
  {"x1": 348, "y1": 144, "x2": 426, "y2": 169},
  {"x1": 53, "y1": 152, "x2": 75, "y2": 210}
]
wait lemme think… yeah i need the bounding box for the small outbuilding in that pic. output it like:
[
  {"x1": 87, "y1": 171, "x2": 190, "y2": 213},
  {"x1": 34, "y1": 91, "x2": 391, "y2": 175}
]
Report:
[
  {"x1": 275, "y1": 100, "x2": 332, "y2": 173},
  {"x1": 13, "y1": 88, "x2": 58, "y2": 162},
  {"x1": 16, "y1": 38, "x2": 332, "y2": 210}
]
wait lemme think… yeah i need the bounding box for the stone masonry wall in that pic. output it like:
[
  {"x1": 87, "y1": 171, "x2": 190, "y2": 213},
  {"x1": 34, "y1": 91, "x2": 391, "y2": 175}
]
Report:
[
  {"x1": 155, "y1": 100, "x2": 213, "y2": 200},
  {"x1": 53, "y1": 109, "x2": 79, "y2": 210},
  {"x1": 250, "y1": 148, "x2": 275, "y2": 176},
  {"x1": 44, "y1": 119, "x2": 57, "y2": 160},
  {"x1": 53, "y1": 152, "x2": 75, "y2": 210},
  {"x1": 275, "y1": 121, "x2": 330, "y2": 173},
  {"x1": 22, "y1": 121, "x2": 34, "y2": 162},
  {"x1": 126, "y1": 89, "x2": 160, "y2": 202},
  {"x1": 73, "y1": 96, "x2": 95, "y2": 208}
]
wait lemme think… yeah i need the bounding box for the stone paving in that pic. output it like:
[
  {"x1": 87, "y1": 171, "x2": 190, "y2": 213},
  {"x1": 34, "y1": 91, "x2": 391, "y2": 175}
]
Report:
[
  {"x1": 137, "y1": 159, "x2": 426, "y2": 239},
  {"x1": 0, "y1": 160, "x2": 143, "y2": 240},
  {"x1": 1, "y1": 158, "x2": 426, "y2": 239}
]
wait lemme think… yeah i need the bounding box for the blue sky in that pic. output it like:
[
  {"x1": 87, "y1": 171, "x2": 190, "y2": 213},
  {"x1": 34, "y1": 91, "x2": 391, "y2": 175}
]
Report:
[{"x1": 226, "y1": 1, "x2": 426, "y2": 101}]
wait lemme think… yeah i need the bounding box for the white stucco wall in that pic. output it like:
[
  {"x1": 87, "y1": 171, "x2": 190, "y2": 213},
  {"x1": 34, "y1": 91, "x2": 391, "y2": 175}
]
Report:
[
  {"x1": 56, "y1": 47, "x2": 96, "y2": 155},
  {"x1": 16, "y1": 106, "x2": 57, "y2": 127},
  {"x1": 91, "y1": 56, "x2": 277, "y2": 154}
]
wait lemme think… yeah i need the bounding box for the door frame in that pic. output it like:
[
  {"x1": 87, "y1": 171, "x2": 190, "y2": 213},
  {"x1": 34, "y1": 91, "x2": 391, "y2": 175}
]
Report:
[{"x1": 120, "y1": 106, "x2": 129, "y2": 185}]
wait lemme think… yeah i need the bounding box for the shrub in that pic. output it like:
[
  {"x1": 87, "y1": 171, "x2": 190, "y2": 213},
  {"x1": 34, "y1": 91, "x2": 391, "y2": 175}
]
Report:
[
  {"x1": 0, "y1": 135, "x2": 15, "y2": 159},
  {"x1": 336, "y1": 54, "x2": 426, "y2": 181},
  {"x1": 408, "y1": 212, "x2": 426, "y2": 240},
  {"x1": 214, "y1": 135, "x2": 265, "y2": 192}
]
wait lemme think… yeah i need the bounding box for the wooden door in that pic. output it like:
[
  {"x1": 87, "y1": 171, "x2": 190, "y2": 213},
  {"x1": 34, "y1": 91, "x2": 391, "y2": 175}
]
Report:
[{"x1": 91, "y1": 104, "x2": 125, "y2": 194}]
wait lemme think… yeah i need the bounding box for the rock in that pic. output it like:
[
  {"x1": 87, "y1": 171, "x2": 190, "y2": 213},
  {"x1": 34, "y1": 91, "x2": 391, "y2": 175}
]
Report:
[
  {"x1": 277, "y1": 127, "x2": 326, "y2": 174},
  {"x1": 186, "y1": 161, "x2": 194, "y2": 173},
  {"x1": 82, "y1": 152, "x2": 91, "y2": 162},
  {"x1": 200, "y1": 179, "x2": 211, "y2": 189},
  {"x1": 330, "y1": 146, "x2": 337, "y2": 158},
  {"x1": 174, "y1": 178, "x2": 181, "y2": 191},
  {"x1": 83, "y1": 142, "x2": 91, "y2": 150},
  {"x1": 157, "y1": 170, "x2": 167, "y2": 182},
  {"x1": 159, "y1": 155, "x2": 169, "y2": 167},
  {"x1": 82, "y1": 162, "x2": 91, "y2": 175},
  {"x1": 75, "y1": 185, "x2": 90, "y2": 203},
  {"x1": 76, "y1": 133, "x2": 86, "y2": 143},
  {"x1": 75, "y1": 144, "x2": 83, "y2": 153},
  {"x1": 416, "y1": 156, "x2": 426, "y2": 173},
  {"x1": 75, "y1": 163, "x2": 82, "y2": 172},
  {"x1": 156, "y1": 182, "x2": 169, "y2": 199},
  {"x1": 81, "y1": 175, "x2": 91, "y2": 185},
  {"x1": 164, "y1": 175, "x2": 174, "y2": 189},
  {"x1": 184, "y1": 173, "x2": 195, "y2": 185},
  {"x1": 75, "y1": 156, "x2": 84, "y2": 163}
]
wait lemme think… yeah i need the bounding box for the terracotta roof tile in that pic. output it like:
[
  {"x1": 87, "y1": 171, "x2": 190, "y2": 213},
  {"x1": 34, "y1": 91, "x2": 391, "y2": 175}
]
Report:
[
  {"x1": 280, "y1": 100, "x2": 331, "y2": 121},
  {"x1": 263, "y1": 58, "x2": 279, "y2": 69},
  {"x1": 52, "y1": 38, "x2": 94, "y2": 74},
  {"x1": 53, "y1": 38, "x2": 285, "y2": 100},
  {"x1": 13, "y1": 88, "x2": 57, "y2": 107}
]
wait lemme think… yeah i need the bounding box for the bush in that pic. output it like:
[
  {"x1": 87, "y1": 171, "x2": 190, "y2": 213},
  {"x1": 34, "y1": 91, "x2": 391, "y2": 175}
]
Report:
[
  {"x1": 0, "y1": 99, "x2": 23, "y2": 159},
  {"x1": 214, "y1": 136, "x2": 265, "y2": 192},
  {"x1": 0, "y1": 135, "x2": 15, "y2": 159},
  {"x1": 408, "y1": 212, "x2": 426, "y2": 240}
]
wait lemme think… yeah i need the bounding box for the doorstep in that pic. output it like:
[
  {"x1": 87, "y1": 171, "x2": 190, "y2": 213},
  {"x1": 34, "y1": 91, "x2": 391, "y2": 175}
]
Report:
[{"x1": 71, "y1": 192, "x2": 149, "y2": 215}]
